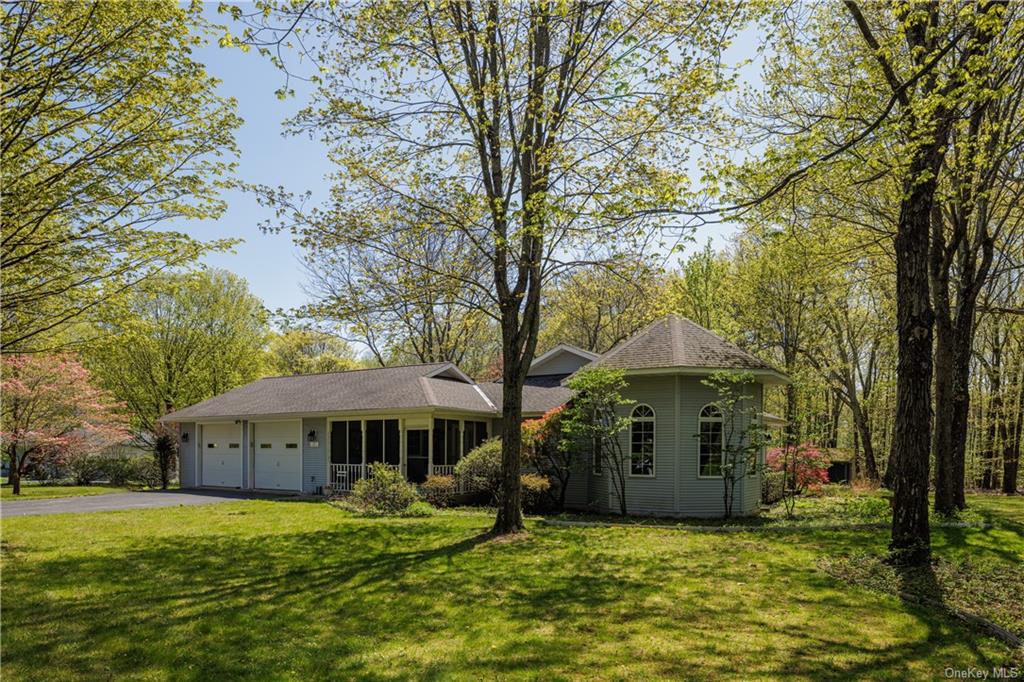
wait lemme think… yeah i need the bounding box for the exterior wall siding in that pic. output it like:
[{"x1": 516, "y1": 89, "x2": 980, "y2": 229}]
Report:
[
  {"x1": 581, "y1": 374, "x2": 764, "y2": 517},
  {"x1": 559, "y1": 448, "x2": 590, "y2": 509},
  {"x1": 617, "y1": 375, "x2": 679, "y2": 515},
  {"x1": 240, "y1": 420, "x2": 250, "y2": 489},
  {"x1": 675, "y1": 375, "x2": 763, "y2": 517},
  {"x1": 179, "y1": 422, "x2": 197, "y2": 488},
  {"x1": 302, "y1": 417, "x2": 327, "y2": 494}
]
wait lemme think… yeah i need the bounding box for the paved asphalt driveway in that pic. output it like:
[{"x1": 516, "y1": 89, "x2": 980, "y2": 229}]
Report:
[{"x1": 0, "y1": 489, "x2": 287, "y2": 518}]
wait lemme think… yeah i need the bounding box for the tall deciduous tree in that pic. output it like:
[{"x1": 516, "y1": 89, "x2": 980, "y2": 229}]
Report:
[
  {"x1": 930, "y1": 47, "x2": 1024, "y2": 515},
  {"x1": 1, "y1": 1, "x2": 241, "y2": 351},
  {"x1": 228, "y1": 0, "x2": 743, "y2": 533},
  {"x1": 660, "y1": 240, "x2": 736, "y2": 339},
  {"x1": 1, "y1": 354, "x2": 128, "y2": 495},
  {"x1": 267, "y1": 329, "x2": 360, "y2": 376},
  {"x1": 540, "y1": 261, "x2": 663, "y2": 354},
  {"x1": 285, "y1": 206, "x2": 500, "y2": 376},
  {"x1": 727, "y1": 0, "x2": 1020, "y2": 564},
  {"x1": 86, "y1": 269, "x2": 268, "y2": 443},
  {"x1": 843, "y1": 0, "x2": 1012, "y2": 563}
]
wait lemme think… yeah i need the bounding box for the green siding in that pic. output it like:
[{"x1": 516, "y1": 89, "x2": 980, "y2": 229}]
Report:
[{"x1": 576, "y1": 374, "x2": 764, "y2": 517}]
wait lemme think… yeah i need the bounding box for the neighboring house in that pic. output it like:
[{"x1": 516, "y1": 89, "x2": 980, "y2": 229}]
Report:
[{"x1": 161, "y1": 314, "x2": 788, "y2": 516}]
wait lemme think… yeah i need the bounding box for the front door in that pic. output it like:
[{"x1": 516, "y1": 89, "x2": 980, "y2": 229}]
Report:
[{"x1": 407, "y1": 429, "x2": 429, "y2": 483}]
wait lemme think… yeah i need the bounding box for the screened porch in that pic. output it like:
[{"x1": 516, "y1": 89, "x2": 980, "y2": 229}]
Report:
[{"x1": 328, "y1": 416, "x2": 489, "y2": 493}]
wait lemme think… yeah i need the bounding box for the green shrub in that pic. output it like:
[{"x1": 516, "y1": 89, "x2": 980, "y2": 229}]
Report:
[
  {"x1": 762, "y1": 470, "x2": 785, "y2": 505},
  {"x1": 455, "y1": 438, "x2": 502, "y2": 498},
  {"x1": 66, "y1": 453, "x2": 104, "y2": 485},
  {"x1": 520, "y1": 473, "x2": 552, "y2": 513},
  {"x1": 399, "y1": 501, "x2": 437, "y2": 517},
  {"x1": 350, "y1": 463, "x2": 420, "y2": 514},
  {"x1": 420, "y1": 474, "x2": 457, "y2": 507},
  {"x1": 96, "y1": 455, "x2": 163, "y2": 488},
  {"x1": 101, "y1": 456, "x2": 136, "y2": 486},
  {"x1": 132, "y1": 457, "x2": 164, "y2": 488}
]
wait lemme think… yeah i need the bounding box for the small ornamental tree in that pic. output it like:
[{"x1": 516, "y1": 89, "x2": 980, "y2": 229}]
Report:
[
  {"x1": 152, "y1": 426, "x2": 178, "y2": 490},
  {"x1": 561, "y1": 367, "x2": 634, "y2": 516},
  {"x1": 765, "y1": 443, "x2": 830, "y2": 516},
  {"x1": 700, "y1": 371, "x2": 770, "y2": 519},
  {"x1": 1, "y1": 354, "x2": 128, "y2": 494},
  {"x1": 522, "y1": 406, "x2": 576, "y2": 510}
]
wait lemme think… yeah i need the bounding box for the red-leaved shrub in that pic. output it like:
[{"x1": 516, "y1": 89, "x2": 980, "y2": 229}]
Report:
[{"x1": 765, "y1": 443, "x2": 830, "y2": 493}]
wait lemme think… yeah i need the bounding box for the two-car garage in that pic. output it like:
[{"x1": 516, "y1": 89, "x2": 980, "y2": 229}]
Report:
[{"x1": 199, "y1": 420, "x2": 301, "y2": 492}]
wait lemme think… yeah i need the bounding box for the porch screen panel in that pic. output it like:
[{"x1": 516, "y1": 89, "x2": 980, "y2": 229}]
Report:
[
  {"x1": 346, "y1": 421, "x2": 362, "y2": 464},
  {"x1": 446, "y1": 419, "x2": 460, "y2": 464},
  {"x1": 433, "y1": 420, "x2": 446, "y2": 465},
  {"x1": 366, "y1": 420, "x2": 384, "y2": 464},
  {"x1": 433, "y1": 418, "x2": 462, "y2": 466},
  {"x1": 407, "y1": 429, "x2": 429, "y2": 483},
  {"x1": 462, "y1": 420, "x2": 488, "y2": 457},
  {"x1": 384, "y1": 420, "x2": 400, "y2": 465},
  {"x1": 330, "y1": 422, "x2": 347, "y2": 464}
]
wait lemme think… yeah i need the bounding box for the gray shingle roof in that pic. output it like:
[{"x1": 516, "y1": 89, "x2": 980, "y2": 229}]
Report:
[
  {"x1": 584, "y1": 315, "x2": 781, "y2": 374},
  {"x1": 160, "y1": 363, "x2": 498, "y2": 421},
  {"x1": 159, "y1": 362, "x2": 572, "y2": 422},
  {"x1": 478, "y1": 383, "x2": 573, "y2": 415}
]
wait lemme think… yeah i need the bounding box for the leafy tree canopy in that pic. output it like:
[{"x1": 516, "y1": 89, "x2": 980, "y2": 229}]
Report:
[{"x1": 2, "y1": 0, "x2": 242, "y2": 351}]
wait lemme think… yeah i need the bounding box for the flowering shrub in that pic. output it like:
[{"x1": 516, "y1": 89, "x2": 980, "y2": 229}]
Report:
[
  {"x1": 420, "y1": 474, "x2": 457, "y2": 507},
  {"x1": 521, "y1": 406, "x2": 564, "y2": 462},
  {"x1": 765, "y1": 443, "x2": 830, "y2": 493},
  {"x1": 520, "y1": 473, "x2": 552, "y2": 513}
]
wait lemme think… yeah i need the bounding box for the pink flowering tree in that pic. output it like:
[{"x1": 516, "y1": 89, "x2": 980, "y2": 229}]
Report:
[{"x1": 1, "y1": 354, "x2": 129, "y2": 494}]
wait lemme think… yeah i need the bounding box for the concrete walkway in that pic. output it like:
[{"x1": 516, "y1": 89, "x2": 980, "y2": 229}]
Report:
[{"x1": 0, "y1": 489, "x2": 292, "y2": 518}]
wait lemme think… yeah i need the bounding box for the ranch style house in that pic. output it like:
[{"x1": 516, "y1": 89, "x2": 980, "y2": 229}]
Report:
[{"x1": 161, "y1": 315, "x2": 789, "y2": 517}]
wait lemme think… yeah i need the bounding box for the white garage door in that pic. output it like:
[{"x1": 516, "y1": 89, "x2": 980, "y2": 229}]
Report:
[
  {"x1": 202, "y1": 423, "x2": 242, "y2": 488},
  {"x1": 253, "y1": 421, "x2": 301, "y2": 491}
]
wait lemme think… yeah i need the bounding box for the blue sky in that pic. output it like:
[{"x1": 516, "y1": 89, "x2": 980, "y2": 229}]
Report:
[
  {"x1": 181, "y1": 5, "x2": 754, "y2": 315},
  {"x1": 182, "y1": 4, "x2": 331, "y2": 314}
]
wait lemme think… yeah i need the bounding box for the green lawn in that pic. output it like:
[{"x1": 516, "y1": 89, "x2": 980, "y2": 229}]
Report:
[
  {"x1": 0, "y1": 484, "x2": 129, "y2": 501},
  {"x1": 1, "y1": 495, "x2": 1021, "y2": 680}
]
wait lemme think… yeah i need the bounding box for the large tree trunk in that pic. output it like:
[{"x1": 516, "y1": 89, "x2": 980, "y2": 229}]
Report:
[
  {"x1": 932, "y1": 307, "x2": 957, "y2": 515},
  {"x1": 784, "y1": 382, "x2": 798, "y2": 445},
  {"x1": 948, "y1": 318, "x2": 976, "y2": 509},
  {"x1": 888, "y1": 166, "x2": 938, "y2": 565},
  {"x1": 494, "y1": 364, "x2": 525, "y2": 533},
  {"x1": 1003, "y1": 373, "x2": 1023, "y2": 494}
]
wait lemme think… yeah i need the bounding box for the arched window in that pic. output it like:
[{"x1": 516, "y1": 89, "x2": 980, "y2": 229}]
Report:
[
  {"x1": 630, "y1": 404, "x2": 655, "y2": 477},
  {"x1": 698, "y1": 404, "x2": 724, "y2": 478}
]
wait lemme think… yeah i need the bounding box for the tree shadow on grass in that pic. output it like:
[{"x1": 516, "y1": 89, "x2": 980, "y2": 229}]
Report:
[
  {"x1": 2, "y1": 516, "x2": 1012, "y2": 681},
  {"x1": 4, "y1": 522, "x2": 634, "y2": 680}
]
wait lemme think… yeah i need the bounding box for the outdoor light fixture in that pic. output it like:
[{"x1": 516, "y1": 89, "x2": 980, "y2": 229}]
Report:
[
  {"x1": 307, "y1": 429, "x2": 317, "y2": 443},
  {"x1": 181, "y1": 432, "x2": 189, "y2": 443}
]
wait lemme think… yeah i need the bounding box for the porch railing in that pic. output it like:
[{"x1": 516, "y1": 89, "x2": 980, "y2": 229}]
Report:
[
  {"x1": 329, "y1": 463, "x2": 400, "y2": 493},
  {"x1": 431, "y1": 464, "x2": 456, "y2": 477},
  {"x1": 328, "y1": 462, "x2": 472, "y2": 494},
  {"x1": 430, "y1": 464, "x2": 471, "y2": 493}
]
